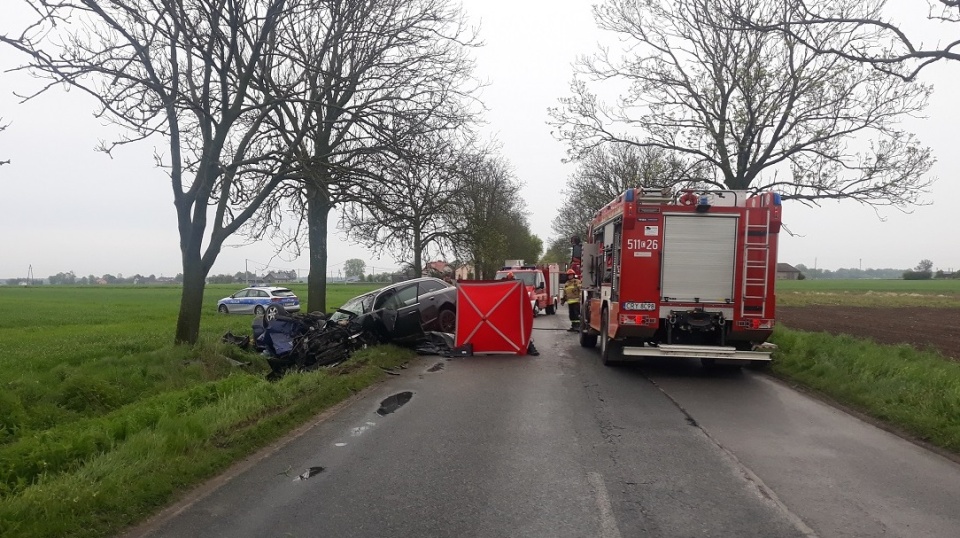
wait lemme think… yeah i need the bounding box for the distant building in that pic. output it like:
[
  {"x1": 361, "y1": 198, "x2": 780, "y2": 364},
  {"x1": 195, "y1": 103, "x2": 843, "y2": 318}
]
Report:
[
  {"x1": 422, "y1": 260, "x2": 450, "y2": 277},
  {"x1": 264, "y1": 270, "x2": 297, "y2": 284},
  {"x1": 423, "y1": 260, "x2": 474, "y2": 280},
  {"x1": 454, "y1": 264, "x2": 474, "y2": 280},
  {"x1": 776, "y1": 263, "x2": 802, "y2": 280}
]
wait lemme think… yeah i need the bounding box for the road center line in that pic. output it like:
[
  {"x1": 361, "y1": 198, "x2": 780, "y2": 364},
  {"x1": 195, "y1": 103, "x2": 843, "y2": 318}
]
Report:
[{"x1": 588, "y1": 471, "x2": 623, "y2": 538}]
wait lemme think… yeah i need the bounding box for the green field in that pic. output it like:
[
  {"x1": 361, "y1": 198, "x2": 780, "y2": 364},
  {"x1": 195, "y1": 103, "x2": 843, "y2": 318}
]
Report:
[
  {"x1": 775, "y1": 278, "x2": 960, "y2": 307},
  {"x1": 1, "y1": 280, "x2": 959, "y2": 537},
  {"x1": 0, "y1": 282, "x2": 408, "y2": 538}
]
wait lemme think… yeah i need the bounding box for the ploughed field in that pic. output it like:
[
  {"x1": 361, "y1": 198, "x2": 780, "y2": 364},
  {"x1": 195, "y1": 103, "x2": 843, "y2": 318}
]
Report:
[{"x1": 778, "y1": 305, "x2": 960, "y2": 361}]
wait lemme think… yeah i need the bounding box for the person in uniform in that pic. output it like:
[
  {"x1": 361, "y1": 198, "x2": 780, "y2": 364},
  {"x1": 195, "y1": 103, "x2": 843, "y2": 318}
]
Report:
[{"x1": 562, "y1": 269, "x2": 582, "y2": 332}]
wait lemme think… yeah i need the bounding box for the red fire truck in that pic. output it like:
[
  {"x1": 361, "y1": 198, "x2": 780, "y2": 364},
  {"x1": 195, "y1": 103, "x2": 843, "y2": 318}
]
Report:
[
  {"x1": 579, "y1": 188, "x2": 781, "y2": 367},
  {"x1": 494, "y1": 261, "x2": 561, "y2": 316}
]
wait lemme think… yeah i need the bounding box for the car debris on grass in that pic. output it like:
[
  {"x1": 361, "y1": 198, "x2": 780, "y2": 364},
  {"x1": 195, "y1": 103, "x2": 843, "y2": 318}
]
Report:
[{"x1": 222, "y1": 309, "x2": 461, "y2": 379}]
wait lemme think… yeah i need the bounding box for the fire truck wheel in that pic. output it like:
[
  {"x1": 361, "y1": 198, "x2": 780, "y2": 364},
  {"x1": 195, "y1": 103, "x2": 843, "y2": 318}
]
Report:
[
  {"x1": 599, "y1": 308, "x2": 623, "y2": 366},
  {"x1": 579, "y1": 314, "x2": 597, "y2": 348},
  {"x1": 546, "y1": 302, "x2": 555, "y2": 315}
]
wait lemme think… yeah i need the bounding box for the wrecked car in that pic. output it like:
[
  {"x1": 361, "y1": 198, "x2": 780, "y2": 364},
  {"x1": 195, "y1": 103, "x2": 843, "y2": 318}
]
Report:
[
  {"x1": 329, "y1": 277, "x2": 457, "y2": 344},
  {"x1": 222, "y1": 277, "x2": 458, "y2": 379},
  {"x1": 247, "y1": 311, "x2": 373, "y2": 377}
]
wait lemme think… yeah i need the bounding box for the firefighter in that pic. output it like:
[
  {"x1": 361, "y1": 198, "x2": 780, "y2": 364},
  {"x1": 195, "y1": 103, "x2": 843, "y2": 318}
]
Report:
[
  {"x1": 504, "y1": 272, "x2": 515, "y2": 280},
  {"x1": 561, "y1": 269, "x2": 581, "y2": 332}
]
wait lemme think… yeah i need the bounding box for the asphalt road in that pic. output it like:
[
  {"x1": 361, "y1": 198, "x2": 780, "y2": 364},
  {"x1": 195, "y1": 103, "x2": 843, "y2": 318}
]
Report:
[{"x1": 133, "y1": 313, "x2": 960, "y2": 538}]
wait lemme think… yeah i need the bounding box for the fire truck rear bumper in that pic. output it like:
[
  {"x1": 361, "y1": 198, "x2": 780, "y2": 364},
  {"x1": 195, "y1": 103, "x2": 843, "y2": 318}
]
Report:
[{"x1": 621, "y1": 344, "x2": 774, "y2": 361}]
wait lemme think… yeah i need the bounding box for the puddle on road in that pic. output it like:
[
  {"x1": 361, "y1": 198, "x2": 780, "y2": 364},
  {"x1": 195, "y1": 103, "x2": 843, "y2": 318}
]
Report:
[
  {"x1": 376, "y1": 391, "x2": 413, "y2": 416},
  {"x1": 427, "y1": 362, "x2": 444, "y2": 372},
  {"x1": 294, "y1": 466, "x2": 325, "y2": 481}
]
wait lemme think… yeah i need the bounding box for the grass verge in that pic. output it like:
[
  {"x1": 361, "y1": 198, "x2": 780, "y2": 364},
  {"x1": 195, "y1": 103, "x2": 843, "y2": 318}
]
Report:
[
  {"x1": 770, "y1": 327, "x2": 960, "y2": 454},
  {"x1": 0, "y1": 344, "x2": 415, "y2": 538}
]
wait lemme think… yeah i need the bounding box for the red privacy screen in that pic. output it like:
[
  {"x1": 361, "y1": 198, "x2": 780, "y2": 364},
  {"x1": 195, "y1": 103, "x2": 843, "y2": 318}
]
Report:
[{"x1": 455, "y1": 280, "x2": 533, "y2": 355}]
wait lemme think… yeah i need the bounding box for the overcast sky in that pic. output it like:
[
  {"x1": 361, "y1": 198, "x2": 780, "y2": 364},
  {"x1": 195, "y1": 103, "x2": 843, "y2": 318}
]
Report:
[{"x1": 1, "y1": 0, "x2": 957, "y2": 281}]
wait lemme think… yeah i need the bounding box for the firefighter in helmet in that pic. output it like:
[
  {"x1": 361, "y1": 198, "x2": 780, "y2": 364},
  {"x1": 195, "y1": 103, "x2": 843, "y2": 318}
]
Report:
[{"x1": 562, "y1": 268, "x2": 582, "y2": 332}]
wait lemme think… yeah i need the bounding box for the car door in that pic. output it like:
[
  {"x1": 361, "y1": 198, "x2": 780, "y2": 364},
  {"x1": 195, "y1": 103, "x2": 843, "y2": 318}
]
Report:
[
  {"x1": 231, "y1": 290, "x2": 250, "y2": 313},
  {"x1": 417, "y1": 279, "x2": 446, "y2": 329},
  {"x1": 374, "y1": 287, "x2": 401, "y2": 339},
  {"x1": 243, "y1": 289, "x2": 261, "y2": 314},
  {"x1": 252, "y1": 289, "x2": 270, "y2": 312},
  {"x1": 391, "y1": 284, "x2": 423, "y2": 341}
]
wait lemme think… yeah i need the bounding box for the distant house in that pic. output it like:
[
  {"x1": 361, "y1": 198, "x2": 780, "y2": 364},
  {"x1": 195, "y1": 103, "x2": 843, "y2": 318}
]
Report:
[
  {"x1": 262, "y1": 270, "x2": 296, "y2": 284},
  {"x1": 454, "y1": 264, "x2": 474, "y2": 280},
  {"x1": 422, "y1": 261, "x2": 450, "y2": 277},
  {"x1": 776, "y1": 263, "x2": 802, "y2": 280}
]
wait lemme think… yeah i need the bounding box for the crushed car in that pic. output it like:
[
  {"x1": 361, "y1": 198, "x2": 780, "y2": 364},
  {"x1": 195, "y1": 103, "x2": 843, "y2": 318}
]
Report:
[{"x1": 222, "y1": 277, "x2": 459, "y2": 378}]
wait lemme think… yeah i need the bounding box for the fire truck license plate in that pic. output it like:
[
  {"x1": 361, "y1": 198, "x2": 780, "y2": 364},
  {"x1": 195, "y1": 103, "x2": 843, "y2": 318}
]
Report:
[{"x1": 623, "y1": 302, "x2": 656, "y2": 311}]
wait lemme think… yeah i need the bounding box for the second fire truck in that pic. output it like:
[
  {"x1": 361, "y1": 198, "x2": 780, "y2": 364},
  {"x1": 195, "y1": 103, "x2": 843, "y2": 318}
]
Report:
[
  {"x1": 578, "y1": 188, "x2": 782, "y2": 367},
  {"x1": 495, "y1": 261, "x2": 561, "y2": 316}
]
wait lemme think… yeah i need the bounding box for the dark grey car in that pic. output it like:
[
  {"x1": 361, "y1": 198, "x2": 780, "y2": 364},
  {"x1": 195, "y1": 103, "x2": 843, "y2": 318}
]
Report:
[{"x1": 330, "y1": 277, "x2": 457, "y2": 344}]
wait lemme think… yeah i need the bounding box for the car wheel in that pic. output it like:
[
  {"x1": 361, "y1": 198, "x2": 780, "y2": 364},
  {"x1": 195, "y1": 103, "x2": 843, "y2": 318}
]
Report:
[
  {"x1": 438, "y1": 307, "x2": 456, "y2": 334},
  {"x1": 265, "y1": 304, "x2": 282, "y2": 321},
  {"x1": 218, "y1": 304, "x2": 229, "y2": 314},
  {"x1": 254, "y1": 305, "x2": 265, "y2": 317}
]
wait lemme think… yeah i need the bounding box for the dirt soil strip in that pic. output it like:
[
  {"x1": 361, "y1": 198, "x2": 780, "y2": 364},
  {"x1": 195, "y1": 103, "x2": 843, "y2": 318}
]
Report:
[{"x1": 777, "y1": 306, "x2": 960, "y2": 361}]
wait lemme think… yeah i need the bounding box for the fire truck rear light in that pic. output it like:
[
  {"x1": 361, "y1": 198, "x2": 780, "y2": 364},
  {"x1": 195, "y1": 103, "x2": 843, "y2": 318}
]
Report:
[{"x1": 620, "y1": 315, "x2": 637, "y2": 325}]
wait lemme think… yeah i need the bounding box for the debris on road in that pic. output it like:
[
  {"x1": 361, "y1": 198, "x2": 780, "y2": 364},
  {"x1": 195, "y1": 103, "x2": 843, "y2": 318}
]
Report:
[{"x1": 294, "y1": 466, "x2": 325, "y2": 481}]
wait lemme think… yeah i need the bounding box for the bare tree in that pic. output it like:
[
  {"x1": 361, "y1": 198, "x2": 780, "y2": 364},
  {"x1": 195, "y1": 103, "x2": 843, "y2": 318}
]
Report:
[
  {"x1": 2, "y1": 0, "x2": 314, "y2": 344},
  {"x1": 249, "y1": 0, "x2": 480, "y2": 312},
  {"x1": 0, "y1": 120, "x2": 8, "y2": 166},
  {"x1": 551, "y1": 0, "x2": 935, "y2": 210},
  {"x1": 735, "y1": 0, "x2": 960, "y2": 81},
  {"x1": 552, "y1": 143, "x2": 709, "y2": 242},
  {"x1": 343, "y1": 128, "x2": 469, "y2": 276},
  {"x1": 450, "y1": 152, "x2": 538, "y2": 279}
]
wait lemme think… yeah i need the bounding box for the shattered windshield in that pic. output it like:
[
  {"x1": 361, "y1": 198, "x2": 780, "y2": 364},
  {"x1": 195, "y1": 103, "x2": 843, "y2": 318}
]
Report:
[{"x1": 331, "y1": 294, "x2": 374, "y2": 321}]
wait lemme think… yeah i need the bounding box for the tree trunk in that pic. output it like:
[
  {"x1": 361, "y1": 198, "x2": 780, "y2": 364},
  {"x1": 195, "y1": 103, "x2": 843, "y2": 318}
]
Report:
[
  {"x1": 307, "y1": 194, "x2": 331, "y2": 313},
  {"x1": 413, "y1": 233, "x2": 423, "y2": 277},
  {"x1": 174, "y1": 250, "x2": 206, "y2": 345}
]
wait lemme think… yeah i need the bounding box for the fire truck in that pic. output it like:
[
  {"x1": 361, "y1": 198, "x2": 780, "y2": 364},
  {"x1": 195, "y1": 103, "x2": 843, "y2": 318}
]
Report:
[
  {"x1": 578, "y1": 188, "x2": 781, "y2": 367},
  {"x1": 494, "y1": 261, "x2": 561, "y2": 316}
]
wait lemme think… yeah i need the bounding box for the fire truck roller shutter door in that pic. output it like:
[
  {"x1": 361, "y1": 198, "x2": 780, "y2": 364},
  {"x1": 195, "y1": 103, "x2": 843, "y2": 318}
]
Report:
[{"x1": 661, "y1": 215, "x2": 738, "y2": 303}]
